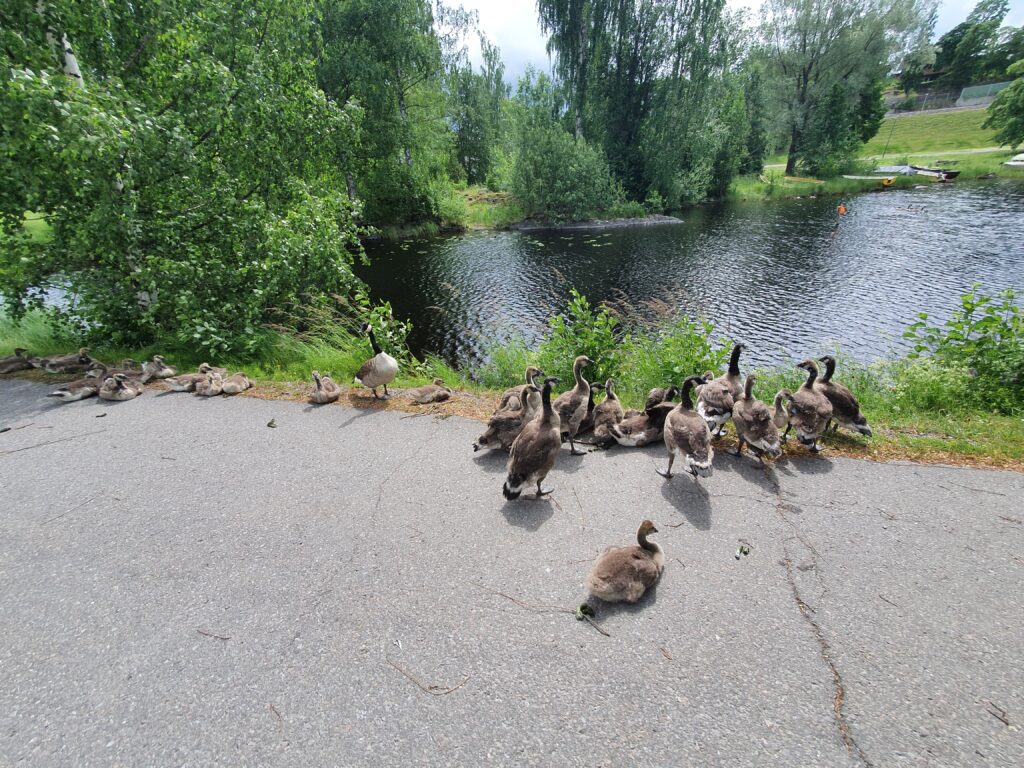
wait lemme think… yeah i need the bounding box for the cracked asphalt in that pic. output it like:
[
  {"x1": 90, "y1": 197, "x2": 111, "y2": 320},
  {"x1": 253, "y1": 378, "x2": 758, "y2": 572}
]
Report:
[{"x1": 1, "y1": 378, "x2": 1023, "y2": 767}]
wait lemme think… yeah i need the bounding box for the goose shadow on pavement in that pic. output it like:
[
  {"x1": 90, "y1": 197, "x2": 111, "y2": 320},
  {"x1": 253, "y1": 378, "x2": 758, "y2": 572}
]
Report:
[
  {"x1": 659, "y1": 475, "x2": 713, "y2": 530},
  {"x1": 501, "y1": 496, "x2": 556, "y2": 531}
]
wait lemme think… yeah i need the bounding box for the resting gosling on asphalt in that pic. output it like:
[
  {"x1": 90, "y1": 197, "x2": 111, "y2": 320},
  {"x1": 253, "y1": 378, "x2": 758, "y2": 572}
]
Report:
[
  {"x1": 409, "y1": 378, "x2": 452, "y2": 404},
  {"x1": 309, "y1": 371, "x2": 341, "y2": 404},
  {"x1": 474, "y1": 384, "x2": 542, "y2": 452},
  {"x1": 583, "y1": 520, "x2": 664, "y2": 606},
  {"x1": 46, "y1": 370, "x2": 107, "y2": 402},
  {"x1": 98, "y1": 373, "x2": 144, "y2": 402},
  {"x1": 355, "y1": 321, "x2": 398, "y2": 399},
  {"x1": 0, "y1": 348, "x2": 34, "y2": 374},
  {"x1": 503, "y1": 377, "x2": 561, "y2": 500},
  {"x1": 815, "y1": 355, "x2": 872, "y2": 437},
  {"x1": 164, "y1": 373, "x2": 207, "y2": 392},
  {"x1": 658, "y1": 375, "x2": 713, "y2": 480},
  {"x1": 551, "y1": 355, "x2": 594, "y2": 455},
  {"x1": 220, "y1": 372, "x2": 253, "y2": 395},
  {"x1": 496, "y1": 365, "x2": 543, "y2": 412},
  {"x1": 591, "y1": 378, "x2": 624, "y2": 446},
  {"x1": 730, "y1": 374, "x2": 782, "y2": 464},
  {"x1": 195, "y1": 372, "x2": 224, "y2": 397}
]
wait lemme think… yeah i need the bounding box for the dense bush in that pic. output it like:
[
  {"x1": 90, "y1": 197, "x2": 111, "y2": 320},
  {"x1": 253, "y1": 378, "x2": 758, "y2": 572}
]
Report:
[{"x1": 903, "y1": 285, "x2": 1023, "y2": 413}]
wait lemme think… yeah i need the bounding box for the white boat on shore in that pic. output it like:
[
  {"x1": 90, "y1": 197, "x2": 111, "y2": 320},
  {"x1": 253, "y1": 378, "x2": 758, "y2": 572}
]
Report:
[
  {"x1": 1005, "y1": 153, "x2": 1024, "y2": 168},
  {"x1": 842, "y1": 175, "x2": 897, "y2": 186}
]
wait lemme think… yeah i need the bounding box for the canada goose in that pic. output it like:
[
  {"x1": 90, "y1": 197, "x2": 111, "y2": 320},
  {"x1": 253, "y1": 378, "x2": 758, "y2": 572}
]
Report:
[
  {"x1": 98, "y1": 373, "x2": 143, "y2": 401},
  {"x1": 474, "y1": 385, "x2": 542, "y2": 452},
  {"x1": 730, "y1": 374, "x2": 782, "y2": 464},
  {"x1": 163, "y1": 373, "x2": 207, "y2": 392},
  {"x1": 779, "y1": 359, "x2": 833, "y2": 452},
  {"x1": 642, "y1": 386, "x2": 678, "y2": 413},
  {"x1": 409, "y1": 378, "x2": 452, "y2": 404},
  {"x1": 39, "y1": 347, "x2": 99, "y2": 374},
  {"x1": 309, "y1": 371, "x2": 341, "y2": 404},
  {"x1": 816, "y1": 355, "x2": 872, "y2": 437},
  {"x1": 609, "y1": 398, "x2": 677, "y2": 447},
  {"x1": 577, "y1": 381, "x2": 605, "y2": 434},
  {"x1": 697, "y1": 343, "x2": 744, "y2": 437},
  {"x1": 658, "y1": 375, "x2": 713, "y2": 479},
  {"x1": 551, "y1": 355, "x2": 593, "y2": 455},
  {"x1": 198, "y1": 362, "x2": 227, "y2": 376},
  {"x1": 583, "y1": 520, "x2": 664, "y2": 605},
  {"x1": 0, "y1": 348, "x2": 33, "y2": 374},
  {"x1": 194, "y1": 372, "x2": 224, "y2": 397},
  {"x1": 591, "y1": 378, "x2": 625, "y2": 445},
  {"x1": 503, "y1": 376, "x2": 562, "y2": 500},
  {"x1": 496, "y1": 365, "x2": 543, "y2": 411},
  {"x1": 355, "y1": 322, "x2": 398, "y2": 398},
  {"x1": 221, "y1": 372, "x2": 253, "y2": 395},
  {"x1": 46, "y1": 372, "x2": 106, "y2": 402},
  {"x1": 141, "y1": 355, "x2": 176, "y2": 380}
]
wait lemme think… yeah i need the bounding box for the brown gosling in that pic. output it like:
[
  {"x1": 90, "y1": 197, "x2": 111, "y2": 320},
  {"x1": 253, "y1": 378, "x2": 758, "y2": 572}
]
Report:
[
  {"x1": 815, "y1": 355, "x2": 872, "y2": 437},
  {"x1": 551, "y1": 355, "x2": 594, "y2": 455},
  {"x1": 409, "y1": 378, "x2": 452, "y2": 404},
  {"x1": 658, "y1": 375, "x2": 713, "y2": 480},
  {"x1": 779, "y1": 359, "x2": 833, "y2": 452},
  {"x1": 98, "y1": 373, "x2": 143, "y2": 402},
  {"x1": 591, "y1": 378, "x2": 624, "y2": 446},
  {"x1": 696, "y1": 342, "x2": 744, "y2": 437},
  {"x1": 164, "y1": 373, "x2": 207, "y2": 392},
  {"x1": 503, "y1": 377, "x2": 561, "y2": 500},
  {"x1": 309, "y1": 371, "x2": 341, "y2": 404},
  {"x1": 0, "y1": 348, "x2": 34, "y2": 374},
  {"x1": 583, "y1": 520, "x2": 664, "y2": 607},
  {"x1": 495, "y1": 365, "x2": 543, "y2": 412},
  {"x1": 194, "y1": 372, "x2": 224, "y2": 397},
  {"x1": 221, "y1": 373, "x2": 253, "y2": 395},
  {"x1": 474, "y1": 385, "x2": 541, "y2": 452},
  {"x1": 730, "y1": 374, "x2": 782, "y2": 464}
]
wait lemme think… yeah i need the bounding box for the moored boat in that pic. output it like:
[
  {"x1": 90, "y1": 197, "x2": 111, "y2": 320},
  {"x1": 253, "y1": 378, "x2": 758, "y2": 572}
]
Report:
[
  {"x1": 910, "y1": 165, "x2": 961, "y2": 180},
  {"x1": 842, "y1": 175, "x2": 897, "y2": 186}
]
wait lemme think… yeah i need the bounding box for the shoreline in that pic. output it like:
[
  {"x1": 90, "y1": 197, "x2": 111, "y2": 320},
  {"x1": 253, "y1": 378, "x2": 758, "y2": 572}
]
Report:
[{"x1": 508, "y1": 214, "x2": 684, "y2": 232}]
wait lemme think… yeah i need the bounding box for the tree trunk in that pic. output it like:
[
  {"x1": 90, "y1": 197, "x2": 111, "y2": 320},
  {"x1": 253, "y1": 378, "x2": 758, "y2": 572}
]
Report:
[
  {"x1": 37, "y1": 2, "x2": 84, "y2": 88},
  {"x1": 785, "y1": 123, "x2": 800, "y2": 176},
  {"x1": 396, "y1": 67, "x2": 413, "y2": 168},
  {"x1": 345, "y1": 171, "x2": 356, "y2": 201}
]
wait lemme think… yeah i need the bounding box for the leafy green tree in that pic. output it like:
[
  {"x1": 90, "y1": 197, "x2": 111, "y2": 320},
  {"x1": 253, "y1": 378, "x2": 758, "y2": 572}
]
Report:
[
  {"x1": 945, "y1": 0, "x2": 1009, "y2": 88},
  {"x1": 983, "y1": 59, "x2": 1024, "y2": 147},
  {"x1": 1, "y1": 0, "x2": 366, "y2": 355},
  {"x1": 451, "y1": 37, "x2": 509, "y2": 185},
  {"x1": 760, "y1": 0, "x2": 931, "y2": 176}
]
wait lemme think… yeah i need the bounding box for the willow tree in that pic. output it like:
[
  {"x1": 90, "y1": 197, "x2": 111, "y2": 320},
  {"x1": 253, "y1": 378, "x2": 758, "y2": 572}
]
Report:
[
  {"x1": 1, "y1": 0, "x2": 364, "y2": 354},
  {"x1": 760, "y1": 0, "x2": 933, "y2": 175}
]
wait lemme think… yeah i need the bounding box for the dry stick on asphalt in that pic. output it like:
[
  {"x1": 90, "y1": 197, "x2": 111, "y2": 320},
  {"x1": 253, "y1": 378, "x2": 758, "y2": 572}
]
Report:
[
  {"x1": 385, "y1": 657, "x2": 469, "y2": 696},
  {"x1": 196, "y1": 628, "x2": 231, "y2": 640},
  {"x1": 878, "y1": 595, "x2": 900, "y2": 608},
  {"x1": 41, "y1": 494, "x2": 99, "y2": 526},
  {"x1": 0, "y1": 429, "x2": 107, "y2": 456},
  {"x1": 470, "y1": 581, "x2": 611, "y2": 638}
]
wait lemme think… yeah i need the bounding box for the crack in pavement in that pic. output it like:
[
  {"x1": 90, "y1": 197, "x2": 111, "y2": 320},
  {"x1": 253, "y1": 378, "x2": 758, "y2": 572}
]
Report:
[{"x1": 768, "y1": 472, "x2": 871, "y2": 767}]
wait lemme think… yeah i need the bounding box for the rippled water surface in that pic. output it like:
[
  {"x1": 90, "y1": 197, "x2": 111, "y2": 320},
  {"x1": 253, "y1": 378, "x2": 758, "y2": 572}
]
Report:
[{"x1": 359, "y1": 182, "x2": 1024, "y2": 368}]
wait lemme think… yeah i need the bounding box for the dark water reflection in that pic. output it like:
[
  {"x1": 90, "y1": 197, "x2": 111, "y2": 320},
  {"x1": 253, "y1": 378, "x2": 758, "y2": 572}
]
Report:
[{"x1": 359, "y1": 182, "x2": 1024, "y2": 368}]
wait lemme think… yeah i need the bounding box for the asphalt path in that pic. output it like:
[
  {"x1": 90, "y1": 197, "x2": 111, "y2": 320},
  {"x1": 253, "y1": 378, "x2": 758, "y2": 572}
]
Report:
[{"x1": 1, "y1": 379, "x2": 1022, "y2": 767}]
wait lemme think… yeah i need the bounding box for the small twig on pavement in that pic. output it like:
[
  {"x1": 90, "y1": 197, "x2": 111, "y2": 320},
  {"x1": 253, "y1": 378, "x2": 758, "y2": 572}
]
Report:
[
  {"x1": 197, "y1": 628, "x2": 231, "y2": 640},
  {"x1": 878, "y1": 595, "x2": 900, "y2": 608},
  {"x1": 0, "y1": 429, "x2": 106, "y2": 456},
  {"x1": 41, "y1": 494, "x2": 99, "y2": 526},
  {"x1": 660, "y1": 647, "x2": 673, "y2": 661},
  {"x1": 385, "y1": 657, "x2": 469, "y2": 696},
  {"x1": 269, "y1": 703, "x2": 283, "y2": 722},
  {"x1": 983, "y1": 700, "x2": 1009, "y2": 726},
  {"x1": 469, "y1": 581, "x2": 611, "y2": 637}
]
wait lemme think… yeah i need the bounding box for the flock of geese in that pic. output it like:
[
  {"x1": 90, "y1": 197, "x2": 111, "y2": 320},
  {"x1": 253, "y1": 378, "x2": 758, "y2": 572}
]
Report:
[{"x1": 1, "y1": 328, "x2": 871, "y2": 613}]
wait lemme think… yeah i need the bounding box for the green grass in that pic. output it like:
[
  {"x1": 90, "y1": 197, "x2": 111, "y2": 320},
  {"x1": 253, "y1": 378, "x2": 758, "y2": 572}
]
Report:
[
  {"x1": 459, "y1": 187, "x2": 527, "y2": 229},
  {"x1": 863, "y1": 108, "x2": 1000, "y2": 157}
]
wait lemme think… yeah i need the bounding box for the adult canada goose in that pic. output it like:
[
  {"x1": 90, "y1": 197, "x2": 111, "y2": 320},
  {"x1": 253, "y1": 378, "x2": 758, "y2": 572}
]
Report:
[
  {"x1": 474, "y1": 385, "x2": 542, "y2": 452},
  {"x1": 503, "y1": 376, "x2": 562, "y2": 500},
  {"x1": 163, "y1": 373, "x2": 207, "y2": 392},
  {"x1": 194, "y1": 372, "x2": 224, "y2": 397},
  {"x1": 355, "y1": 322, "x2": 398, "y2": 398},
  {"x1": 779, "y1": 359, "x2": 833, "y2": 452},
  {"x1": 409, "y1": 378, "x2": 452, "y2": 404},
  {"x1": 98, "y1": 373, "x2": 143, "y2": 401},
  {"x1": 496, "y1": 365, "x2": 543, "y2": 412},
  {"x1": 141, "y1": 355, "x2": 176, "y2": 380},
  {"x1": 0, "y1": 348, "x2": 33, "y2": 374},
  {"x1": 39, "y1": 347, "x2": 98, "y2": 374},
  {"x1": 551, "y1": 355, "x2": 593, "y2": 455},
  {"x1": 577, "y1": 381, "x2": 605, "y2": 435},
  {"x1": 609, "y1": 399, "x2": 677, "y2": 447},
  {"x1": 46, "y1": 371, "x2": 106, "y2": 402},
  {"x1": 591, "y1": 378, "x2": 625, "y2": 445},
  {"x1": 730, "y1": 374, "x2": 782, "y2": 464},
  {"x1": 309, "y1": 371, "x2": 341, "y2": 404},
  {"x1": 816, "y1": 355, "x2": 872, "y2": 437},
  {"x1": 583, "y1": 520, "x2": 664, "y2": 605},
  {"x1": 658, "y1": 375, "x2": 713, "y2": 479},
  {"x1": 221, "y1": 372, "x2": 253, "y2": 395},
  {"x1": 697, "y1": 343, "x2": 745, "y2": 437}
]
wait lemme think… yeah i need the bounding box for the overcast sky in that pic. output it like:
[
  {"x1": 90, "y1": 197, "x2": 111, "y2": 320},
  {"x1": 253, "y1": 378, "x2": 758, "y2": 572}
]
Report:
[{"x1": 459, "y1": 0, "x2": 1024, "y2": 82}]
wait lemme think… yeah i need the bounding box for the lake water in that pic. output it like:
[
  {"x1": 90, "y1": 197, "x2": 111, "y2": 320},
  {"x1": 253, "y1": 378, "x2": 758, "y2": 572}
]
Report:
[{"x1": 359, "y1": 181, "x2": 1024, "y2": 369}]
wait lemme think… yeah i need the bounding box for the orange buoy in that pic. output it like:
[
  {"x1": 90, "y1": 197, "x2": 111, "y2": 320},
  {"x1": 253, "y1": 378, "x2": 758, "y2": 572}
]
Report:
[{"x1": 838, "y1": 204, "x2": 847, "y2": 215}]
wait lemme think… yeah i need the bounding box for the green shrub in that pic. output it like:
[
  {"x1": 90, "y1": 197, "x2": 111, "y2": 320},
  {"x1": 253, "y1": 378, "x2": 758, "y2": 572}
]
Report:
[{"x1": 536, "y1": 290, "x2": 621, "y2": 384}]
